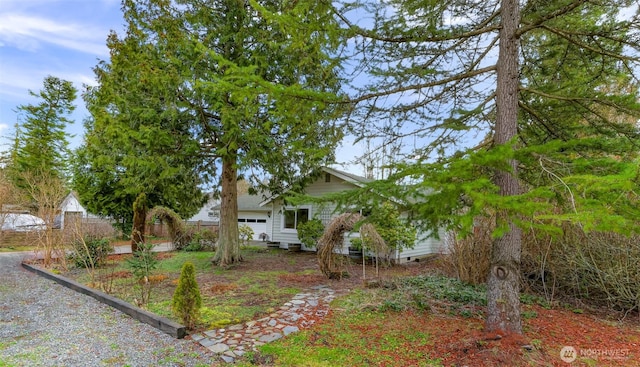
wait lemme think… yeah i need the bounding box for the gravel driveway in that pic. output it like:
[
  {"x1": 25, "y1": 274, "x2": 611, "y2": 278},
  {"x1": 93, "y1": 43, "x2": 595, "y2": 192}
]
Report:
[{"x1": 0, "y1": 252, "x2": 216, "y2": 367}]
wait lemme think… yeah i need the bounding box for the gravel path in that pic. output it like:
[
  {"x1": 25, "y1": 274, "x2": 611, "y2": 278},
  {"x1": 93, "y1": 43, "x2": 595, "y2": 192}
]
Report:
[{"x1": 0, "y1": 252, "x2": 217, "y2": 367}]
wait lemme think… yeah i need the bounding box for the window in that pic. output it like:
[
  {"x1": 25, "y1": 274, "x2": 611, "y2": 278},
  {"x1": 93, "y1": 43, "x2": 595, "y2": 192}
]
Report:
[{"x1": 283, "y1": 208, "x2": 309, "y2": 230}]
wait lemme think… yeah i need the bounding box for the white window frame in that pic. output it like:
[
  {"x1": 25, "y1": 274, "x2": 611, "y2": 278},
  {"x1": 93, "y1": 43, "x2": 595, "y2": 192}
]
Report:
[{"x1": 281, "y1": 206, "x2": 311, "y2": 233}]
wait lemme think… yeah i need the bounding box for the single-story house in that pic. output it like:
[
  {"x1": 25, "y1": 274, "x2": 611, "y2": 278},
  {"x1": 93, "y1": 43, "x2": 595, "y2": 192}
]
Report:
[
  {"x1": 258, "y1": 167, "x2": 445, "y2": 263},
  {"x1": 212, "y1": 191, "x2": 273, "y2": 241},
  {"x1": 187, "y1": 193, "x2": 220, "y2": 224}
]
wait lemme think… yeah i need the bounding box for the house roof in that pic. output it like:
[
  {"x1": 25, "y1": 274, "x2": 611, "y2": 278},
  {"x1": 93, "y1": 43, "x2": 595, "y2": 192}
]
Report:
[
  {"x1": 321, "y1": 166, "x2": 371, "y2": 186},
  {"x1": 59, "y1": 191, "x2": 78, "y2": 209},
  {"x1": 238, "y1": 191, "x2": 271, "y2": 212},
  {"x1": 212, "y1": 190, "x2": 271, "y2": 212},
  {"x1": 259, "y1": 166, "x2": 370, "y2": 206}
]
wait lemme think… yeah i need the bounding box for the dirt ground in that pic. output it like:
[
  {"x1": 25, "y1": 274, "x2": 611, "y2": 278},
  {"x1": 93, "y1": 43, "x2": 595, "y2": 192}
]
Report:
[{"x1": 53, "y1": 246, "x2": 640, "y2": 366}]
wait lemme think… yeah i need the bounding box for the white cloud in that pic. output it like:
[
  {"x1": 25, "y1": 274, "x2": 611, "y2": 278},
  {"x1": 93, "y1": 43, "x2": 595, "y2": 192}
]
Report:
[{"x1": 0, "y1": 13, "x2": 109, "y2": 56}]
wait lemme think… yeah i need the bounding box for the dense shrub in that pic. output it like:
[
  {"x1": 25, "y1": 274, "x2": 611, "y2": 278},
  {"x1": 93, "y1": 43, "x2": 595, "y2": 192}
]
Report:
[
  {"x1": 172, "y1": 262, "x2": 202, "y2": 329},
  {"x1": 366, "y1": 202, "x2": 416, "y2": 251},
  {"x1": 522, "y1": 226, "x2": 640, "y2": 313},
  {"x1": 69, "y1": 236, "x2": 113, "y2": 269},
  {"x1": 184, "y1": 228, "x2": 218, "y2": 251},
  {"x1": 296, "y1": 218, "x2": 324, "y2": 249},
  {"x1": 448, "y1": 220, "x2": 640, "y2": 313},
  {"x1": 443, "y1": 216, "x2": 493, "y2": 285}
]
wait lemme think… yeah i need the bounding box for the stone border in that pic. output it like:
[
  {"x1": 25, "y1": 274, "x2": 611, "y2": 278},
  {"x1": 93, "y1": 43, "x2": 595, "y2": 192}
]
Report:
[{"x1": 21, "y1": 262, "x2": 186, "y2": 339}]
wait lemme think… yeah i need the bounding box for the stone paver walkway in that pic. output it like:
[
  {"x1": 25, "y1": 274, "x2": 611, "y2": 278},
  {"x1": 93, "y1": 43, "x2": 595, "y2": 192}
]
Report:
[{"x1": 191, "y1": 285, "x2": 337, "y2": 363}]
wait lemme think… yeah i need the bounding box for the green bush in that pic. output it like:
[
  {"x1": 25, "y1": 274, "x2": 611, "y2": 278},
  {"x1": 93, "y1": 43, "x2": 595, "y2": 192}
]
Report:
[
  {"x1": 126, "y1": 243, "x2": 158, "y2": 279},
  {"x1": 238, "y1": 224, "x2": 254, "y2": 248},
  {"x1": 297, "y1": 218, "x2": 324, "y2": 249},
  {"x1": 172, "y1": 262, "x2": 202, "y2": 329},
  {"x1": 403, "y1": 275, "x2": 487, "y2": 306},
  {"x1": 184, "y1": 228, "x2": 218, "y2": 251},
  {"x1": 69, "y1": 236, "x2": 113, "y2": 269},
  {"x1": 367, "y1": 202, "x2": 416, "y2": 251},
  {"x1": 126, "y1": 243, "x2": 158, "y2": 306}
]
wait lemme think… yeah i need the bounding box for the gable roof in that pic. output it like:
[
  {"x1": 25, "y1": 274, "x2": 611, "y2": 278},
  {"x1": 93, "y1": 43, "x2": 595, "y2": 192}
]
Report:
[
  {"x1": 212, "y1": 190, "x2": 271, "y2": 212},
  {"x1": 321, "y1": 166, "x2": 371, "y2": 187},
  {"x1": 259, "y1": 166, "x2": 370, "y2": 206},
  {"x1": 59, "y1": 191, "x2": 79, "y2": 210},
  {"x1": 237, "y1": 191, "x2": 271, "y2": 212}
]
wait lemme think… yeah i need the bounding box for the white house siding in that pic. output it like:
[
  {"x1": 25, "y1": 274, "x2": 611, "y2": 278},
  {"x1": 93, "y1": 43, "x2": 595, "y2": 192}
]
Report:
[
  {"x1": 394, "y1": 228, "x2": 446, "y2": 263},
  {"x1": 269, "y1": 175, "x2": 357, "y2": 250},
  {"x1": 60, "y1": 196, "x2": 87, "y2": 215},
  {"x1": 267, "y1": 169, "x2": 445, "y2": 259},
  {"x1": 270, "y1": 198, "x2": 305, "y2": 249},
  {"x1": 59, "y1": 193, "x2": 89, "y2": 230},
  {"x1": 188, "y1": 196, "x2": 219, "y2": 223}
]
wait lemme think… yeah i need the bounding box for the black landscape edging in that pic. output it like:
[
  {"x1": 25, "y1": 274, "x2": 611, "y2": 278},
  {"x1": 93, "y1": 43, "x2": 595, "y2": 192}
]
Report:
[{"x1": 21, "y1": 262, "x2": 186, "y2": 339}]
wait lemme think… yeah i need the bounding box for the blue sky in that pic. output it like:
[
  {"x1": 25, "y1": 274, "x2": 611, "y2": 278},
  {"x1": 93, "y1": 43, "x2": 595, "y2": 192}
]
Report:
[
  {"x1": 0, "y1": 0, "x2": 369, "y2": 174},
  {"x1": 0, "y1": 0, "x2": 126, "y2": 150}
]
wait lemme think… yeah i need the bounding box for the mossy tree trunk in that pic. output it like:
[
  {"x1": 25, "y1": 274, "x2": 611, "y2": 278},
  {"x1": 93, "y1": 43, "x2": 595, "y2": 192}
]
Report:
[{"x1": 131, "y1": 192, "x2": 147, "y2": 253}]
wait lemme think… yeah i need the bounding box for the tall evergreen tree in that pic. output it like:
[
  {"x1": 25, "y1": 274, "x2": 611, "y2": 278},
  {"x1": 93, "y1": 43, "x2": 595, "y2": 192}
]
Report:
[
  {"x1": 78, "y1": 0, "x2": 345, "y2": 266},
  {"x1": 73, "y1": 13, "x2": 207, "y2": 236},
  {"x1": 11, "y1": 76, "x2": 76, "y2": 187},
  {"x1": 325, "y1": 0, "x2": 640, "y2": 334}
]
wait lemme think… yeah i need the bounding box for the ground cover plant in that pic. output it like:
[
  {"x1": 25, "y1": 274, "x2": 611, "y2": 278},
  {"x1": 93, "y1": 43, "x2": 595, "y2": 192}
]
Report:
[
  {"x1": 58, "y1": 244, "x2": 640, "y2": 366},
  {"x1": 256, "y1": 275, "x2": 640, "y2": 367},
  {"x1": 62, "y1": 245, "x2": 341, "y2": 331}
]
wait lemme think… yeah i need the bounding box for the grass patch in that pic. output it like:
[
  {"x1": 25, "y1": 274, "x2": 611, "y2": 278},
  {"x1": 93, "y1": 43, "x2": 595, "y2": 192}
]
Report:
[
  {"x1": 335, "y1": 275, "x2": 487, "y2": 316},
  {"x1": 254, "y1": 276, "x2": 486, "y2": 366},
  {"x1": 63, "y1": 247, "x2": 313, "y2": 330},
  {"x1": 154, "y1": 251, "x2": 213, "y2": 273},
  {"x1": 258, "y1": 311, "x2": 441, "y2": 367},
  {"x1": 0, "y1": 342, "x2": 15, "y2": 351}
]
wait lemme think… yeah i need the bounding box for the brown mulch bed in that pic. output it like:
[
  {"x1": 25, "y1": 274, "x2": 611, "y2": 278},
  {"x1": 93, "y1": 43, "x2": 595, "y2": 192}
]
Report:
[{"x1": 25, "y1": 248, "x2": 640, "y2": 366}]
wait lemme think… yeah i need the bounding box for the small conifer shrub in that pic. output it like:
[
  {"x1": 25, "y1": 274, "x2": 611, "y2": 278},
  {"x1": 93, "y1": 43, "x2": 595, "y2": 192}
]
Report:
[{"x1": 172, "y1": 262, "x2": 202, "y2": 329}]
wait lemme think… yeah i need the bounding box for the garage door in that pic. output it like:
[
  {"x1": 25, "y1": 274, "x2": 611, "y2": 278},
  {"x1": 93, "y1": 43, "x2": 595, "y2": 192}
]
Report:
[{"x1": 237, "y1": 218, "x2": 267, "y2": 240}]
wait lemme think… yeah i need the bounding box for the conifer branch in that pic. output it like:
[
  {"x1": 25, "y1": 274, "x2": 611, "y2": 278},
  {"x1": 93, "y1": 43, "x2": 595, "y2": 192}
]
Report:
[
  {"x1": 352, "y1": 65, "x2": 497, "y2": 104},
  {"x1": 538, "y1": 157, "x2": 577, "y2": 214},
  {"x1": 330, "y1": 2, "x2": 500, "y2": 43},
  {"x1": 539, "y1": 24, "x2": 640, "y2": 62},
  {"x1": 518, "y1": 0, "x2": 586, "y2": 35}
]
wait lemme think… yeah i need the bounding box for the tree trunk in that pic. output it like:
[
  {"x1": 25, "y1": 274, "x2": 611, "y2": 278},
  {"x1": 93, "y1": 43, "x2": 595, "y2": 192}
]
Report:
[
  {"x1": 213, "y1": 154, "x2": 241, "y2": 266},
  {"x1": 131, "y1": 192, "x2": 147, "y2": 253},
  {"x1": 486, "y1": 0, "x2": 522, "y2": 335}
]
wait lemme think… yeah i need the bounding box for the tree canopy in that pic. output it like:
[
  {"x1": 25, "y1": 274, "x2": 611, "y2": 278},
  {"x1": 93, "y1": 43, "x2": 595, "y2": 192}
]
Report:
[
  {"x1": 73, "y1": 17, "x2": 208, "y2": 234},
  {"x1": 322, "y1": 0, "x2": 640, "y2": 334},
  {"x1": 10, "y1": 76, "x2": 77, "y2": 188},
  {"x1": 75, "y1": 0, "x2": 346, "y2": 264}
]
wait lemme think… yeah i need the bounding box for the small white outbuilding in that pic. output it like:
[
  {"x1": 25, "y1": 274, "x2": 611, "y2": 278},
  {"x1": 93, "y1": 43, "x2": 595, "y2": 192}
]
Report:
[{"x1": 1, "y1": 213, "x2": 46, "y2": 232}]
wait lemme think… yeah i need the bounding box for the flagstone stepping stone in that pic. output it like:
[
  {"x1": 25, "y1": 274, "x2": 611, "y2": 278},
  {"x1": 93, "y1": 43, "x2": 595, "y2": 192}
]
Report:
[{"x1": 190, "y1": 286, "x2": 338, "y2": 363}]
